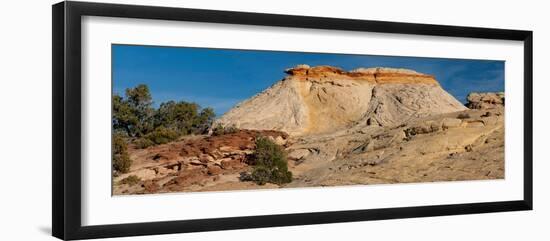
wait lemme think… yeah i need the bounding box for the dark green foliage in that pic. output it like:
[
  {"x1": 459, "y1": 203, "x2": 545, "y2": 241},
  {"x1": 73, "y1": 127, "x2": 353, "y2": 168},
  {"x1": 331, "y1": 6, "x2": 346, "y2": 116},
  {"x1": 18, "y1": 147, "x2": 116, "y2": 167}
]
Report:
[
  {"x1": 134, "y1": 138, "x2": 155, "y2": 149},
  {"x1": 211, "y1": 124, "x2": 238, "y2": 136},
  {"x1": 119, "y1": 175, "x2": 141, "y2": 186},
  {"x1": 154, "y1": 101, "x2": 198, "y2": 134},
  {"x1": 240, "y1": 137, "x2": 292, "y2": 185},
  {"x1": 142, "y1": 126, "x2": 179, "y2": 146},
  {"x1": 153, "y1": 101, "x2": 215, "y2": 135},
  {"x1": 195, "y1": 107, "x2": 216, "y2": 134},
  {"x1": 113, "y1": 85, "x2": 154, "y2": 137},
  {"x1": 212, "y1": 125, "x2": 224, "y2": 136},
  {"x1": 134, "y1": 126, "x2": 180, "y2": 149},
  {"x1": 126, "y1": 84, "x2": 153, "y2": 109},
  {"x1": 112, "y1": 94, "x2": 138, "y2": 136},
  {"x1": 113, "y1": 84, "x2": 217, "y2": 148},
  {"x1": 113, "y1": 133, "x2": 132, "y2": 173}
]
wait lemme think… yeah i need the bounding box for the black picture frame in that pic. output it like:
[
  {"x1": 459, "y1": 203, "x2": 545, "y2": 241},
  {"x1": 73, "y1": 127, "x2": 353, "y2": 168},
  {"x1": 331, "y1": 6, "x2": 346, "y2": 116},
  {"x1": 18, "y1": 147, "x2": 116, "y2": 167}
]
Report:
[{"x1": 52, "y1": 1, "x2": 533, "y2": 240}]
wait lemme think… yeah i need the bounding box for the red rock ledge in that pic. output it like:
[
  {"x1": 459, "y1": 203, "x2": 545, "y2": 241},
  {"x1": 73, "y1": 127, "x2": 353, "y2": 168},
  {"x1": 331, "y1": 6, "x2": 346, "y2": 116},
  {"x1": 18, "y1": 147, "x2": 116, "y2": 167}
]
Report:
[{"x1": 284, "y1": 64, "x2": 439, "y2": 85}]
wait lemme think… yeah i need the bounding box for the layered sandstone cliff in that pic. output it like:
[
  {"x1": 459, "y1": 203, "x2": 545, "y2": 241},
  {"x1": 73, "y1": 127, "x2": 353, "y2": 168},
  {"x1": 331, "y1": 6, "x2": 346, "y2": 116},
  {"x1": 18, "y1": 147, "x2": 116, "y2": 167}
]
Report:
[
  {"x1": 113, "y1": 64, "x2": 504, "y2": 194},
  {"x1": 216, "y1": 65, "x2": 466, "y2": 135}
]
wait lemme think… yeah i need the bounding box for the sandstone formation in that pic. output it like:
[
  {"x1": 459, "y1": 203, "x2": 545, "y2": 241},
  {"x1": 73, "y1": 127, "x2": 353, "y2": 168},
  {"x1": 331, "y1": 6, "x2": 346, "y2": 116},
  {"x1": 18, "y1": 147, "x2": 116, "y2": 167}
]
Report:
[
  {"x1": 216, "y1": 65, "x2": 466, "y2": 135},
  {"x1": 113, "y1": 130, "x2": 287, "y2": 194},
  {"x1": 113, "y1": 65, "x2": 505, "y2": 195},
  {"x1": 466, "y1": 92, "x2": 505, "y2": 109},
  {"x1": 286, "y1": 107, "x2": 504, "y2": 187}
]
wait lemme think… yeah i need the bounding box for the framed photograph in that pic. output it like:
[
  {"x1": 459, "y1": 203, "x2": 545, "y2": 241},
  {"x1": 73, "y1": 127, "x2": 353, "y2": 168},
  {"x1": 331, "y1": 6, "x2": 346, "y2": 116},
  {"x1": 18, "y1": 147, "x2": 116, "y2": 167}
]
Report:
[{"x1": 52, "y1": 1, "x2": 533, "y2": 240}]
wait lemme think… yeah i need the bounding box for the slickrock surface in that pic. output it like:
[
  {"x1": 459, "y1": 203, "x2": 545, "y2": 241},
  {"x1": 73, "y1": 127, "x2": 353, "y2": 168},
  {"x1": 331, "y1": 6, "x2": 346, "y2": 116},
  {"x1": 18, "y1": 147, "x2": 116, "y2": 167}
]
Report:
[
  {"x1": 113, "y1": 65, "x2": 504, "y2": 195},
  {"x1": 286, "y1": 107, "x2": 504, "y2": 187},
  {"x1": 216, "y1": 65, "x2": 466, "y2": 135}
]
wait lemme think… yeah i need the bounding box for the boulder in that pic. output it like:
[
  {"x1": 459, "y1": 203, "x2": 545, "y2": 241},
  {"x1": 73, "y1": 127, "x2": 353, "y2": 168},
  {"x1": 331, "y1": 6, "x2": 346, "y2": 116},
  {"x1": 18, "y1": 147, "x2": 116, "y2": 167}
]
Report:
[
  {"x1": 465, "y1": 121, "x2": 485, "y2": 128},
  {"x1": 207, "y1": 165, "x2": 223, "y2": 175},
  {"x1": 288, "y1": 149, "x2": 311, "y2": 160},
  {"x1": 274, "y1": 136, "x2": 287, "y2": 145},
  {"x1": 189, "y1": 160, "x2": 207, "y2": 167},
  {"x1": 442, "y1": 118, "x2": 462, "y2": 129},
  {"x1": 219, "y1": 146, "x2": 234, "y2": 152},
  {"x1": 129, "y1": 168, "x2": 157, "y2": 180},
  {"x1": 172, "y1": 168, "x2": 207, "y2": 186},
  {"x1": 153, "y1": 166, "x2": 174, "y2": 175},
  {"x1": 199, "y1": 154, "x2": 215, "y2": 163},
  {"x1": 142, "y1": 180, "x2": 159, "y2": 193},
  {"x1": 220, "y1": 158, "x2": 244, "y2": 170},
  {"x1": 466, "y1": 92, "x2": 504, "y2": 109},
  {"x1": 404, "y1": 121, "x2": 440, "y2": 138}
]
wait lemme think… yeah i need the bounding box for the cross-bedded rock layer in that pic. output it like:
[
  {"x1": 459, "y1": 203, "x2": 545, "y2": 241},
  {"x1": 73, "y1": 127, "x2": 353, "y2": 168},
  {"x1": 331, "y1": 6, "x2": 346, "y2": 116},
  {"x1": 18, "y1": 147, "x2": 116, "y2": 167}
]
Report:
[{"x1": 216, "y1": 65, "x2": 466, "y2": 135}]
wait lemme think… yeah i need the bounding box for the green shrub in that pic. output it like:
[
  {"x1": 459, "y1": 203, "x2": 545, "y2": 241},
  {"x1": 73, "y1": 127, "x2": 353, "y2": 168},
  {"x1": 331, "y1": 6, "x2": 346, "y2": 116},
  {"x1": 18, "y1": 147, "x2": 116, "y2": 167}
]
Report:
[
  {"x1": 113, "y1": 84, "x2": 216, "y2": 138},
  {"x1": 240, "y1": 137, "x2": 292, "y2": 185},
  {"x1": 153, "y1": 101, "x2": 216, "y2": 135},
  {"x1": 211, "y1": 125, "x2": 224, "y2": 136},
  {"x1": 147, "y1": 126, "x2": 179, "y2": 144},
  {"x1": 225, "y1": 125, "x2": 238, "y2": 134},
  {"x1": 119, "y1": 175, "x2": 141, "y2": 186},
  {"x1": 134, "y1": 138, "x2": 155, "y2": 149},
  {"x1": 193, "y1": 107, "x2": 216, "y2": 134},
  {"x1": 135, "y1": 126, "x2": 179, "y2": 148},
  {"x1": 154, "y1": 101, "x2": 198, "y2": 135},
  {"x1": 113, "y1": 133, "x2": 132, "y2": 173},
  {"x1": 211, "y1": 124, "x2": 238, "y2": 136}
]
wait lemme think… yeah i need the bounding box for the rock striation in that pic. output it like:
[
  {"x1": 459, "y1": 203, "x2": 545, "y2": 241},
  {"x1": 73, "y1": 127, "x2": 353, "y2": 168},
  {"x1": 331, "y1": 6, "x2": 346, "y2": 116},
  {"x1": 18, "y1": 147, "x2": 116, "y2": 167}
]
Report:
[
  {"x1": 114, "y1": 66, "x2": 505, "y2": 195},
  {"x1": 216, "y1": 65, "x2": 467, "y2": 135}
]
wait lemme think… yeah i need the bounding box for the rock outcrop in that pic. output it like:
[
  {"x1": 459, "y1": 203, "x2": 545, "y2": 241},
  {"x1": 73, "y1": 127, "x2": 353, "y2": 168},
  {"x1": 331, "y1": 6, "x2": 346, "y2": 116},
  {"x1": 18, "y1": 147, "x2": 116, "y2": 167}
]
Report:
[
  {"x1": 216, "y1": 65, "x2": 466, "y2": 135},
  {"x1": 286, "y1": 106, "x2": 505, "y2": 187},
  {"x1": 113, "y1": 130, "x2": 288, "y2": 194},
  {"x1": 114, "y1": 65, "x2": 505, "y2": 195},
  {"x1": 466, "y1": 92, "x2": 505, "y2": 109}
]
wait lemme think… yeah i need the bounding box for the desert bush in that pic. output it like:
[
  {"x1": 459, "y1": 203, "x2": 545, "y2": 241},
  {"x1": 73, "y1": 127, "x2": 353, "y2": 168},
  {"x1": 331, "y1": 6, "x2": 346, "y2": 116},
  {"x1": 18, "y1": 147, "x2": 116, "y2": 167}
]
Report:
[
  {"x1": 119, "y1": 175, "x2": 141, "y2": 186},
  {"x1": 211, "y1": 124, "x2": 239, "y2": 136},
  {"x1": 211, "y1": 125, "x2": 225, "y2": 136},
  {"x1": 113, "y1": 84, "x2": 217, "y2": 146},
  {"x1": 224, "y1": 125, "x2": 238, "y2": 134},
  {"x1": 113, "y1": 133, "x2": 132, "y2": 173},
  {"x1": 154, "y1": 101, "x2": 216, "y2": 135},
  {"x1": 144, "y1": 126, "x2": 179, "y2": 144},
  {"x1": 134, "y1": 138, "x2": 155, "y2": 149},
  {"x1": 240, "y1": 137, "x2": 292, "y2": 185},
  {"x1": 193, "y1": 107, "x2": 216, "y2": 134},
  {"x1": 134, "y1": 126, "x2": 179, "y2": 149},
  {"x1": 154, "y1": 101, "x2": 197, "y2": 134}
]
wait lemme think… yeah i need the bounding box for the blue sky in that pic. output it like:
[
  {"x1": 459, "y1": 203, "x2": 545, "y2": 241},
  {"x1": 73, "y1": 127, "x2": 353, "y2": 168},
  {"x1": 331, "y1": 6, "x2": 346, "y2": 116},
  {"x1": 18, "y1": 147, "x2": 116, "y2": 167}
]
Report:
[{"x1": 113, "y1": 44, "x2": 504, "y2": 116}]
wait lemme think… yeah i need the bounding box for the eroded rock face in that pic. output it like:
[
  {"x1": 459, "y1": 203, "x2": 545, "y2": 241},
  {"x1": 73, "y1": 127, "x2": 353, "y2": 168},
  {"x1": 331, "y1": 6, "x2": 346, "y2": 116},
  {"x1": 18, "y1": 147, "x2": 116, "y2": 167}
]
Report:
[
  {"x1": 286, "y1": 107, "x2": 505, "y2": 187},
  {"x1": 112, "y1": 130, "x2": 289, "y2": 195},
  {"x1": 284, "y1": 65, "x2": 438, "y2": 84},
  {"x1": 466, "y1": 92, "x2": 504, "y2": 109},
  {"x1": 114, "y1": 65, "x2": 505, "y2": 195},
  {"x1": 216, "y1": 65, "x2": 466, "y2": 136}
]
